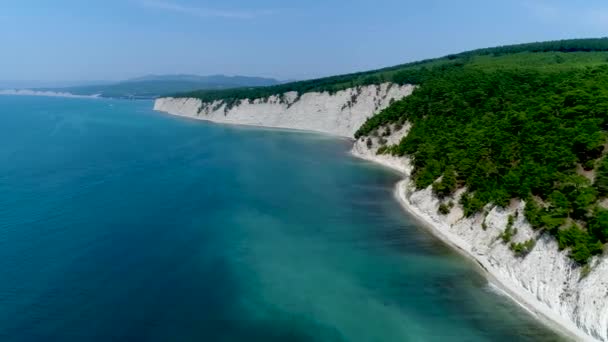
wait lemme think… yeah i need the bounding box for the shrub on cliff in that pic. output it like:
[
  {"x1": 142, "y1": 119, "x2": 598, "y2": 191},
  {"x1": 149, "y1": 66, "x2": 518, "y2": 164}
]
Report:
[
  {"x1": 510, "y1": 239, "x2": 536, "y2": 257},
  {"x1": 501, "y1": 215, "x2": 517, "y2": 243},
  {"x1": 557, "y1": 225, "x2": 604, "y2": 264},
  {"x1": 438, "y1": 203, "x2": 449, "y2": 215},
  {"x1": 589, "y1": 208, "x2": 608, "y2": 242},
  {"x1": 432, "y1": 166, "x2": 457, "y2": 199},
  {"x1": 595, "y1": 157, "x2": 608, "y2": 197},
  {"x1": 376, "y1": 146, "x2": 388, "y2": 155}
]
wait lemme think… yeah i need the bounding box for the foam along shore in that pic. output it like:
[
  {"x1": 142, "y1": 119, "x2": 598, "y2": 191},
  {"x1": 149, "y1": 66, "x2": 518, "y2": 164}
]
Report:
[
  {"x1": 154, "y1": 83, "x2": 415, "y2": 138},
  {"x1": 351, "y1": 123, "x2": 608, "y2": 342}
]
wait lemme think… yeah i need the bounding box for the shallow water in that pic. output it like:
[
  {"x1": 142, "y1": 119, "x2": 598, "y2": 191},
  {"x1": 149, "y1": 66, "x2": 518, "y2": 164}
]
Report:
[{"x1": 0, "y1": 96, "x2": 564, "y2": 341}]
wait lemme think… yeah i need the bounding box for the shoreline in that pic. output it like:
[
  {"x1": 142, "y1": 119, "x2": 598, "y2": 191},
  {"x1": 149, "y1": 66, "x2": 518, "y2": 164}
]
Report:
[
  {"x1": 155, "y1": 106, "x2": 595, "y2": 341},
  {"x1": 158, "y1": 108, "x2": 357, "y2": 141},
  {"x1": 351, "y1": 151, "x2": 590, "y2": 342},
  {"x1": 153, "y1": 84, "x2": 415, "y2": 139}
]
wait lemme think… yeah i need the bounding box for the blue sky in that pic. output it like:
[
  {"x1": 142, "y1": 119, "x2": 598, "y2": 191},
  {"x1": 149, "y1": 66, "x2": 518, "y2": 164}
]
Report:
[{"x1": 2, "y1": 0, "x2": 608, "y2": 82}]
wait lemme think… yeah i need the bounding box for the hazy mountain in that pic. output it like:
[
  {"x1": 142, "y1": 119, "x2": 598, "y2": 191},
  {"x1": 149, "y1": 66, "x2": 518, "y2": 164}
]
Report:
[
  {"x1": 36, "y1": 74, "x2": 282, "y2": 99},
  {"x1": 0, "y1": 80, "x2": 114, "y2": 89},
  {"x1": 125, "y1": 74, "x2": 280, "y2": 86}
]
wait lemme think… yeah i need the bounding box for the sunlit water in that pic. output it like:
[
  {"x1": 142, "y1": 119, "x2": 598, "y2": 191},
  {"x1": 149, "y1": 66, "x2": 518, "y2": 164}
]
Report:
[{"x1": 0, "y1": 96, "x2": 563, "y2": 341}]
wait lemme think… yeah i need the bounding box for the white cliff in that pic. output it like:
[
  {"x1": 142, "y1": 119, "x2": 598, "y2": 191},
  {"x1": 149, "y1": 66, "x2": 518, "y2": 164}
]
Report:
[
  {"x1": 154, "y1": 83, "x2": 415, "y2": 138},
  {"x1": 352, "y1": 124, "x2": 608, "y2": 342}
]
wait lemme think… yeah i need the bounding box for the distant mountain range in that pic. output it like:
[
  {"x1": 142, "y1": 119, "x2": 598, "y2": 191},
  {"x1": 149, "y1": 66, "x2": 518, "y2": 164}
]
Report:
[
  {"x1": 0, "y1": 75, "x2": 282, "y2": 99},
  {"x1": 0, "y1": 80, "x2": 114, "y2": 89}
]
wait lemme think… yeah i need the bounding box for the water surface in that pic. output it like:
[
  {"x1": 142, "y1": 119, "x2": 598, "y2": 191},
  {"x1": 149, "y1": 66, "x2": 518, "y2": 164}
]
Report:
[{"x1": 0, "y1": 96, "x2": 563, "y2": 341}]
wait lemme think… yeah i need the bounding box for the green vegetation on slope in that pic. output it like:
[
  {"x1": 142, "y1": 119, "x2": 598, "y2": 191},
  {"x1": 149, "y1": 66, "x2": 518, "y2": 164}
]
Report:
[
  {"x1": 355, "y1": 41, "x2": 608, "y2": 265},
  {"x1": 174, "y1": 38, "x2": 608, "y2": 103}
]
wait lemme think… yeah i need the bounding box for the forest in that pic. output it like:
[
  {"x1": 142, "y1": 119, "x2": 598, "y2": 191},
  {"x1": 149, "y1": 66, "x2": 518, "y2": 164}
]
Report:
[
  {"x1": 355, "y1": 45, "x2": 608, "y2": 264},
  {"x1": 172, "y1": 38, "x2": 608, "y2": 102}
]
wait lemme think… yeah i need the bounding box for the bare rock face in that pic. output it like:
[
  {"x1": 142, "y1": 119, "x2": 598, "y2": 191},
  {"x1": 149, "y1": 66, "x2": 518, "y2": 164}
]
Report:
[{"x1": 154, "y1": 83, "x2": 415, "y2": 138}]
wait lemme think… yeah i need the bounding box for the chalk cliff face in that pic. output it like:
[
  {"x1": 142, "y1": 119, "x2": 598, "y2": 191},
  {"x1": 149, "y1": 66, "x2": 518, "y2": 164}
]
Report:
[
  {"x1": 352, "y1": 124, "x2": 608, "y2": 342},
  {"x1": 154, "y1": 83, "x2": 415, "y2": 138}
]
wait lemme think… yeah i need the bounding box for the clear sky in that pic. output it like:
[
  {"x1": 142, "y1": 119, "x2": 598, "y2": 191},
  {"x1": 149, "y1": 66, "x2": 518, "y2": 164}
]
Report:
[{"x1": 2, "y1": 0, "x2": 607, "y2": 82}]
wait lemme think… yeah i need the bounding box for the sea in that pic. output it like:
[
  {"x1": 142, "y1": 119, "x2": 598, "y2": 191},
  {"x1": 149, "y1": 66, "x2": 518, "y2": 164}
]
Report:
[{"x1": 0, "y1": 95, "x2": 564, "y2": 341}]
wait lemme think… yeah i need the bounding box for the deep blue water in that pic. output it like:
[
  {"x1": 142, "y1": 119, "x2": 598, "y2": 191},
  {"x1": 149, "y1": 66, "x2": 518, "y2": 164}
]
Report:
[{"x1": 0, "y1": 96, "x2": 563, "y2": 341}]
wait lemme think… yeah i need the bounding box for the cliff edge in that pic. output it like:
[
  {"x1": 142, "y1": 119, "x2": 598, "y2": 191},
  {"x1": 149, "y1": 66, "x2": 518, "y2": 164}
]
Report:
[{"x1": 154, "y1": 83, "x2": 414, "y2": 138}]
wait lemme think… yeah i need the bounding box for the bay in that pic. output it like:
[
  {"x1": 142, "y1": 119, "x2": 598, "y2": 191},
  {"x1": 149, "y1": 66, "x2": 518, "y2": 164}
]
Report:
[{"x1": 0, "y1": 96, "x2": 562, "y2": 341}]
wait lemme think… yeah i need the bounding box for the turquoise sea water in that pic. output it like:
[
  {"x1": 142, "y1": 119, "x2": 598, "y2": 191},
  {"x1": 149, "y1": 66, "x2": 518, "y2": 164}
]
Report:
[{"x1": 0, "y1": 96, "x2": 563, "y2": 341}]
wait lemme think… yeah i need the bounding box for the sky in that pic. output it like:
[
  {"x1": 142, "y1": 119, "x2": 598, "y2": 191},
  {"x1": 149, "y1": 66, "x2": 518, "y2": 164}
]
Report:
[{"x1": 1, "y1": 0, "x2": 608, "y2": 83}]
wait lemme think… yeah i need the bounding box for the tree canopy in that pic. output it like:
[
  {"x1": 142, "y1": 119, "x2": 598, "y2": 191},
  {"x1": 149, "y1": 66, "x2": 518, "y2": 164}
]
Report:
[
  {"x1": 170, "y1": 38, "x2": 608, "y2": 103},
  {"x1": 356, "y1": 47, "x2": 608, "y2": 264}
]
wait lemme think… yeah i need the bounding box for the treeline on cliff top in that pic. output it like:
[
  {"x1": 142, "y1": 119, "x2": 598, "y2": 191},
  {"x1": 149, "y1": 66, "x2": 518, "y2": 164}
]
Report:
[
  {"x1": 175, "y1": 37, "x2": 608, "y2": 264},
  {"x1": 171, "y1": 38, "x2": 608, "y2": 102},
  {"x1": 355, "y1": 42, "x2": 608, "y2": 264}
]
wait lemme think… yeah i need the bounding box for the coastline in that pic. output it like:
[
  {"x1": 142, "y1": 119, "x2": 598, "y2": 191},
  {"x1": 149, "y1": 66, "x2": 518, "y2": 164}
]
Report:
[
  {"x1": 153, "y1": 83, "x2": 415, "y2": 139},
  {"x1": 157, "y1": 107, "x2": 356, "y2": 141},
  {"x1": 154, "y1": 96, "x2": 604, "y2": 341},
  {"x1": 350, "y1": 150, "x2": 590, "y2": 342}
]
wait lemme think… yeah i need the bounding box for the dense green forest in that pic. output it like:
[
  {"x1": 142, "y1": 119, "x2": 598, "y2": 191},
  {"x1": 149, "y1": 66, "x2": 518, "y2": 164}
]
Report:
[
  {"x1": 173, "y1": 38, "x2": 608, "y2": 102},
  {"x1": 353, "y1": 40, "x2": 608, "y2": 265}
]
